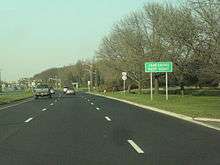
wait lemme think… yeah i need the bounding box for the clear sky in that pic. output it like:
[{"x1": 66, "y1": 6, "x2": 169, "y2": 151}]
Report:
[{"x1": 0, "y1": 0, "x2": 177, "y2": 81}]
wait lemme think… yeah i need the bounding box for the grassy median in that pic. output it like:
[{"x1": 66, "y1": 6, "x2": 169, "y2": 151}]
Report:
[
  {"x1": 0, "y1": 91, "x2": 33, "y2": 105},
  {"x1": 97, "y1": 92, "x2": 220, "y2": 118}
]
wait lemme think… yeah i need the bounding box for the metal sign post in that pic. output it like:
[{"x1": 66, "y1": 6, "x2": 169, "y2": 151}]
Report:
[
  {"x1": 122, "y1": 72, "x2": 127, "y2": 94},
  {"x1": 150, "y1": 72, "x2": 153, "y2": 101},
  {"x1": 123, "y1": 79, "x2": 126, "y2": 94},
  {"x1": 166, "y1": 72, "x2": 168, "y2": 100},
  {"x1": 145, "y1": 62, "x2": 173, "y2": 101}
]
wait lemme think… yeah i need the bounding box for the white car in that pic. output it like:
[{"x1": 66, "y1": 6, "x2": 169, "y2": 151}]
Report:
[
  {"x1": 33, "y1": 84, "x2": 52, "y2": 99},
  {"x1": 63, "y1": 87, "x2": 68, "y2": 93},
  {"x1": 66, "y1": 89, "x2": 76, "y2": 95},
  {"x1": 50, "y1": 89, "x2": 55, "y2": 94}
]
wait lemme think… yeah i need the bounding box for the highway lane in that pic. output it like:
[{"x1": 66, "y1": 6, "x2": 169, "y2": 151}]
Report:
[
  {"x1": 0, "y1": 93, "x2": 140, "y2": 165},
  {"x1": 82, "y1": 92, "x2": 220, "y2": 165},
  {"x1": 0, "y1": 92, "x2": 219, "y2": 164},
  {"x1": 0, "y1": 96, "x2": 60, "y2": 143}
]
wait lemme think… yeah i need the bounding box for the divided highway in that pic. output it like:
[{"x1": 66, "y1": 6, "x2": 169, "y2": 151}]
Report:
[{"x1": 0, "y1": 92, "x2": 219, "y2": 165}]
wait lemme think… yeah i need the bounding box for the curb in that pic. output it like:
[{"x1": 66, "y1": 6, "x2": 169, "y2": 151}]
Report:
[
  {"x1": 194, "y1": 118, "x2": 220, "y2": 122},
  {"x1": 89, "y1": 92, "x2": 220, "y2": 131}
]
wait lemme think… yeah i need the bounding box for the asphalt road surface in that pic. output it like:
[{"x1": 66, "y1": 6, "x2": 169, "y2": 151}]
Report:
[{"x1": 0, "y1": 92, "x2": 219, "y2": 165}]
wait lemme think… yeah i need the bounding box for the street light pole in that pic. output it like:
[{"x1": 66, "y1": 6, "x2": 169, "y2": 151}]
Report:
[
  {"x1": 84, "y1": 64, "x2": 95, "y2": 91},
  {"x1": 89, "y1": 65, "x2": 93, "y2": 89}
]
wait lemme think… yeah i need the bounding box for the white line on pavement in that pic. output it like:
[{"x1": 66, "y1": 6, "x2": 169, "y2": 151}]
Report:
[
  {"x1": 0, "y1": 99, "x2": 33, "y2": 111},
  {"x1": 25, "y1": 117, "x2": 33, "y2": 123},
  {"x1": 127, "y1": 140, "x2": 144, "y2": 154},
  {"x1": 105, "y1": 116, "x2": 112, "y2": 121},
  {"x1": 42, "y1": 108, "x2": 47, "y2": 111},
  {"x1": 96, "y1": 107, "x2": 100, "y2": 110},
  {"x1": 50, "y1": 103, "x2": 54, "y2": 106},
  {"x1": 194, "y1": 117, "x2": 220, "y2": 122}
]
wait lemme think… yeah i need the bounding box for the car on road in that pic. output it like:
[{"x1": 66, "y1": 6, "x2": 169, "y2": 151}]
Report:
[
  {"x1": 33, "y1": 84, "x2": 52, "y2": 99},
  {"x1": 63, "y1": 86, "x2": 68, "y2": 94},
  {"x1": 50, "y1": 87, "x2": 55, "y2": 94},
  {"x1": 66, "y1": 89, "x2": 76, "y2": 95},
  {"x1": 63, "y1": 86, "x2": 76, "y2": 95}
]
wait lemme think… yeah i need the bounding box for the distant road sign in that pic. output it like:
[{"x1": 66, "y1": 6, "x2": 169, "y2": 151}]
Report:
[
  {"x1": 31, "y1": 82, "x2": 36, "y2": 87},
  {"x1": 122, "y1": 75, "x2": 127, "y2": 81},
  {"x1": 122, "y1": 72, "x2": 127, "y2": 76},
  {"x1": 145, "y1": 62, "x2": 173, "y2": 73}
]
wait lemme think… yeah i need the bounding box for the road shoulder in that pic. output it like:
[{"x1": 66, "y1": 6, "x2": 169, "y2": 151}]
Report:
[{"x1": 0, "y1": 98, "x2": 33, "y2": 111}]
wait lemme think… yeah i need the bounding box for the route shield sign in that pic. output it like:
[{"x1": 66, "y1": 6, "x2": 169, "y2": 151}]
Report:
[
  {"x1": 122, "y1": 72, "x2": 127, "y2": 76},
  {"x1": 122, "y1": 75, "x2": 127, "y2": 80},
  {"x1": 145, "y1": 62, "x2": 173, "y2": 73}
]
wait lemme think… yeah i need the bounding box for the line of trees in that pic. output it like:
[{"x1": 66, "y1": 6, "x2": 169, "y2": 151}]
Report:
[{"x1": 33, "y1": 0, "x2": 220, "y2": 93}]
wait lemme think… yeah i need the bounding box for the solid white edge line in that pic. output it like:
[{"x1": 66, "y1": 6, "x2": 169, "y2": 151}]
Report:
[
  {"x1": 127, "y1": 140, "x2": 144, "y2": 154},
  {"x1": 105, "y1": 116, "x2": 111, "y2": 121},
  {"x1": 89, "y1": 93, "x2": 220, "y2": 131},
  {"x1": 194, "y1": 118, "x2": 220, "y2": 122},
  {"x1": 0, "y1": 99, "x2": 33, "y2": 111},
  {"x1": 25, "y1": 117, "x2": 33, "y2": 123},
  {"x1": 42, "y1": 108, "x2": 47, "y2": 111}
]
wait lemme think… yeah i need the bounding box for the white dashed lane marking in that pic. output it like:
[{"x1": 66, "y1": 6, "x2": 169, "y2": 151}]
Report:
[
  {"x1": 105, "y1": 116, "x2": 112, "y2": 121},
  {"x1": 24, "y1": 117, "x2": 33, "y2": 123},
  {"x1": 42, "y1": 108, "x2": 47, "y2": 111},
  {"x1": 127, "y1": 140, "x2": 144, "y2": 154}
]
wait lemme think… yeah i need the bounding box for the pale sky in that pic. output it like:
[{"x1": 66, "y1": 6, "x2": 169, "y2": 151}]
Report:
[{"x1": 0, "y1": 0, "x2": 177, "y2": 81}]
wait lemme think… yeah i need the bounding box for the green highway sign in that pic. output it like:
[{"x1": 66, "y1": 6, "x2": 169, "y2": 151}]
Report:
[{"x1": 145, "y1": 62, "x2": 173, "y2": 72}]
